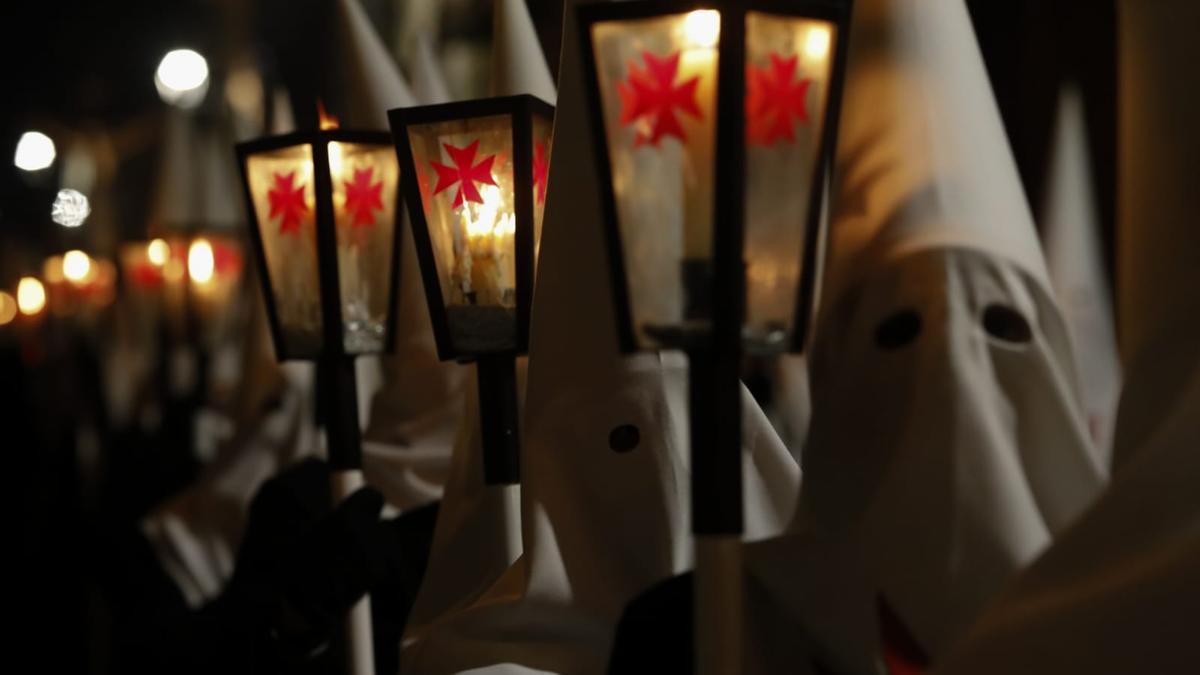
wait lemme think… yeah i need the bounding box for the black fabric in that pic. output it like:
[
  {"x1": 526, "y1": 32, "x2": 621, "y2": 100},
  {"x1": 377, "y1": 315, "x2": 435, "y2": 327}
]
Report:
[
  {"x1": 98, "y1": 458, "x2": 441, "y2": 675},
  {"x1": 608, "y1": 572, "x2": 694, "y2": 674}
]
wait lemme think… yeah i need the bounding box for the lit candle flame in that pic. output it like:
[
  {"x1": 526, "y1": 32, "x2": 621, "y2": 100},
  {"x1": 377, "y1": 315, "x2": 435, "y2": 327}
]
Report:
[
  {"x1": 318, "y1": 101, "x2": 340, "y2": 130},
  {"x1": 684, "y1": 10, "x2": 721, "y2": 48},
  {"x1": 805, "y1": 25, "x2": 832, "y2": 60},
  {"x1": 188, "y1": 238, "x2": 216, "y2": 284},
  {"x1": 147, "y1": 238, "x2": 169, "y2": 266}
]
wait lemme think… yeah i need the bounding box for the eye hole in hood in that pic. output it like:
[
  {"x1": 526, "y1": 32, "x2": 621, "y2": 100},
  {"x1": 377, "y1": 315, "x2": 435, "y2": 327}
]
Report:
[
  {"x1": 982, "y1": 304, "x2": 1033, "y2": 344},
  {"x1": 875, "y1": 309, "x2": 922, "y2": 350},
  {"x1": 608, "y1": 424, "x2": 641, "y2": 453}
]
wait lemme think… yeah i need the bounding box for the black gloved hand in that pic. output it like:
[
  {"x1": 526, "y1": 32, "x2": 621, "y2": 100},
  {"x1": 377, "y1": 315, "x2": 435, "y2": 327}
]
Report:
[{"x1": 272, "y1": 485, "x2": 388, "y2": 651}]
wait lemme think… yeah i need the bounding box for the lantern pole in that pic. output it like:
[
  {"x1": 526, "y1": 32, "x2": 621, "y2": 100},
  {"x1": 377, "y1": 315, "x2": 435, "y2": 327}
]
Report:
[
  {"x1": 311, "y1": 138, "x2": 376, "y2": 675},
  {"x1": 690, "y1": 6, "x2": 748, "y2": 672},
  {"x1": 477, "y1": 353, "x2": 521, "y2": 484}
]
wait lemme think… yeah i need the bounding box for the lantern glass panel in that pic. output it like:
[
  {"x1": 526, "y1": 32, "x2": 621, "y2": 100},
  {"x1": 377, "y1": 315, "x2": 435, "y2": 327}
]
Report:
[
  {"x1": 327, "y1": 141, "x2": 400, "y2": 353},
  {"x1": 406, "y1": 114, "x2": 519, "y2": 354},
  {"x1": 590, "y1": 10, "x2": 720, "y2": 349},
  {"x1": 531, "y1": 113, "x2": 553, "y2": 267},
  {"x1": 743, "y1": 13, "x2": 836, "y2": 351},
  {"x1": 245, "y1": 143, "x2": 324, "y2": 355}
]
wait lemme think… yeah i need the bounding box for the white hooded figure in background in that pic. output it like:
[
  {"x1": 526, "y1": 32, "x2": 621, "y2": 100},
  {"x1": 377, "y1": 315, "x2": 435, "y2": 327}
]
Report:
[
  {"x1": 334, "y1": 0, "x2": 471, "y2": 512},
  {"x1": 401, "y1": 0, "x2": 553, "y2": 632},
  {"x1": 739, "y1": 0, "x2": 1106, "y2": 672},
  {"x1": 933, "y1": 2, "x2": 1200, "y2": 672},
  {"x1": 1041, "y1": 85, "x2": 1121, "y2": 467},
  {"x1": 399, "y1": 1, "x2": 799, "y2": 672}
]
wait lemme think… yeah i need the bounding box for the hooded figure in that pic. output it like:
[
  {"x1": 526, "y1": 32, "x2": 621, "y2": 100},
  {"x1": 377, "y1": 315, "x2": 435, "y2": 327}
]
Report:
[
  {"x1": 734, "y1": 0, "x2": 1106, "y2": 671},
  {"x1": 932, "y1": 2, "x2": 1200, "y2": 672},
  {"x1": 333, "y1": 0, "x2": 471, "y2": 512},
  {"x1": 411, "y1": 35, "x2": 452, "y2": 106},
  {"x1": 1041, "y1": 85, "x2": 1121, "y2": 466},
  {"x1": 400, "y1": 2, "x2": 799, "y2": 672}
]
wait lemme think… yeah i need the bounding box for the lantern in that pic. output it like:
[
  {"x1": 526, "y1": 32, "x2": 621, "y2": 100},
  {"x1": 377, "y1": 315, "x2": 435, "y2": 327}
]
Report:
[
  {"x1": 579, "y1": 1, "x2": 850, "y2": 358},
  {"x1": 389, "y1": 94, "x2": 553, "y2": 485},
  {"x1": 236, "y1": 113, "x2": 402, "y2": 490},
  {"x1": 42, "y1": 250, "x2": 117, "y2": 318},
  {"x1": 577, "y1": 2, "x2": 851, "y2": 670},
  {"x1": 235, "y1": 122, "x2": 402, "y2": 361},
  {"x1": 579, "y1": 0, "x2": 851, "y2": 532}
]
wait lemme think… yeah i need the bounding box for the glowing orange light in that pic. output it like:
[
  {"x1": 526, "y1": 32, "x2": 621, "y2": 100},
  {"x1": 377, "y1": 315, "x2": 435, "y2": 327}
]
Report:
[
  {"x1": 17, "y1": 277, "x2": 46, "y2": 316},
  {"x1": 318, "y1": 101, "x2": 340, "y2": 131},
  {"x1": 0, "y1": 291, "x2": 16, "y2": 325}
]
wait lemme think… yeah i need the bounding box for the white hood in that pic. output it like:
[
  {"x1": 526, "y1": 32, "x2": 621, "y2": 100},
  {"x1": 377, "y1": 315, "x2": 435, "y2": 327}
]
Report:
[
  {"x1": 333, "y1": 0, "x2": 470, "y2": 510},
  {"x1": 489, "y1": 0, "x2": 557, "y2": 103},
  {"x1": 932, "y1": 2, "x2": 1200, "y2": 671},
  {"x1": 743, "y1": 0, "x2": 1105, "y2": 671},
  {"x1": 1041, "y1": 86, "x2": 1121, "y2": 465},
  {"x1": 411, "y1": 35, "x2": 453, "y2": 106}
]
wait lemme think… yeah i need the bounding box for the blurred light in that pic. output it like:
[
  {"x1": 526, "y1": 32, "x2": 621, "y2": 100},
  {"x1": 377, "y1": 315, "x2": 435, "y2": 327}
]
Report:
[
  {"x1": 684, "y1": 10, "x2": 720, "y2": 48},
  {"x1": 63, "y1": 250, "x2": 92, "y2": 282},
  {"x1": 51, "y1": 188, "x2": 91, "y2": 228},
  {"x1": 0, "y1": 292, "x2": 16, "y2": 325},
  {"x1": 17, "y1": 277, "x2": 46, "y2": 316},
  {"x1": 318, "y1": 100, "x2": 340, "y2": 130},
  {"x1": 43, "y1": 256, "x2": 64, "y2": 284},
  {"x1": 188, "y1": 238, "x2": 215, "y2": 283},
  {"x1": 147, "y1": 238, "x2": 170, "y2": 266},
  {"x1": 155, "y1": 49, "x2": 210, "y2": 108},
  {"x1": 14, "y1": 131, "x2": 56, "y2": 171},
  {"x1": 805, "y1": 25, "x2": 832, "y2": 60}
]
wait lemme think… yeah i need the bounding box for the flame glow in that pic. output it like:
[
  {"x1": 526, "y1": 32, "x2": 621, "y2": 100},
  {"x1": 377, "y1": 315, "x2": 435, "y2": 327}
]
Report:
[
  {"x1": 805, "y1": 25, "x2": 832, "y2": 60},
  {"x1": 147, "y1": 238, "x2": 170, "y2": 266},
  {"x1": 188, "y1": 238, "x2": 215, "y2": 284},
  {"x1": 684, "y1": 10, "x2": 721, "y2": 48},
  {"x1": 63, "y1": 250, "x2": 92, "y2": 283},
  {"x1": 17, "y1": 277, "x2": 46, "y2": 316},
  {"x1": 0, "y1": 292, "x2": 16, "y2": 325},
  {"x1": 318, "y1": 101, "x2": 340, "y2": 131}
]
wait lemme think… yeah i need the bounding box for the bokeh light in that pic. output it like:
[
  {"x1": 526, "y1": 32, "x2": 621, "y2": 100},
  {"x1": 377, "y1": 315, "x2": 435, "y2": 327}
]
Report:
[
  {"x1": 188, "y1": 238, "x2": 215, "y2": 284},
  {"x1": 155, "y1": 49, "x2": 210, "y2": 108},
  {"x1": 52, "y1": 188, "x2": 91, "y2": 228},
  {"x1": 17, "y1": 277, "x2": 47, "y2": 316},
  {"x1": 14, "y1": 131, "x2": 56, "y2": 171}
]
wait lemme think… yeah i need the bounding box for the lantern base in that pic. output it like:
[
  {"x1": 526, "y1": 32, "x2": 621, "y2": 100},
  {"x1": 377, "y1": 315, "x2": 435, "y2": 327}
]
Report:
[{"x1": 446, "y1": 304, "x2": 518, "y2": 354}]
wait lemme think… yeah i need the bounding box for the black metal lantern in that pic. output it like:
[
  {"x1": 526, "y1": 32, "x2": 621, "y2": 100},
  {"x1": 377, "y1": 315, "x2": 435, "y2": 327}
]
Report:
[
  {"x1": 578, "y1": 0, "x2": 851, "y2": 535},
  {"x1": 235, "y1": 121, "x2": 402, "y2": 474},
  {"x1": 388, "y1": 94, "x2": 554, "y2": 485}
]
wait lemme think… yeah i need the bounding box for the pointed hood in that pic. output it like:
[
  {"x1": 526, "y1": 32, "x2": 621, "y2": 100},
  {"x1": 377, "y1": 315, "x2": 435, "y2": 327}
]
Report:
[
  {"x1": 334, "y1": 0, "x2": 416, "y2": 129},
  {"x1": 741, "y1": 1, "x2": 1105, "y2": 671},
  {"x1": 400, "y1": 2, "x2": 798, "y2": 671},
  {"x1": 1042, "y1": 86, "x2": 1121, "y2": 464},
  {"x1": 489, "y1": 0, "x2": 557, "y2": 102},
  {"x1": 824, "y1": 0, "x2": 1049, "y2": 310},
  {"x1": 270, "y1": 87, "x2": 296, "y2": 135},
  {"x1": 346, "y1": 0, "x2": 469, "y2": 511},
  {"x1": 149, "y1": 109, "x2": 199, "y2": 230},
  {"x1": 410, "y1": 35, "x2": 452, "y2": 105}
]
